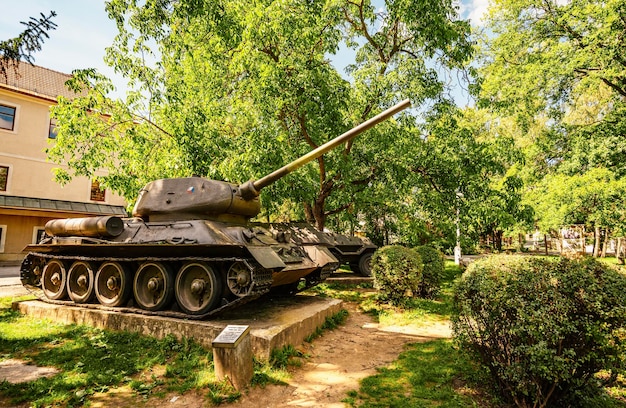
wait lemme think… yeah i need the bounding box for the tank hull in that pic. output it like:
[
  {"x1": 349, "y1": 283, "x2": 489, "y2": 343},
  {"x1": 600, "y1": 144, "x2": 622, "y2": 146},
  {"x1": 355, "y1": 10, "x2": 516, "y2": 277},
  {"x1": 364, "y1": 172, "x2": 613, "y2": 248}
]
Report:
[
  {"x1": 21, "y1": 217, "x2": 339, "y2": 318},
  {"x1": 266, "y1": 223, "x2": 377, "y2": 276}
]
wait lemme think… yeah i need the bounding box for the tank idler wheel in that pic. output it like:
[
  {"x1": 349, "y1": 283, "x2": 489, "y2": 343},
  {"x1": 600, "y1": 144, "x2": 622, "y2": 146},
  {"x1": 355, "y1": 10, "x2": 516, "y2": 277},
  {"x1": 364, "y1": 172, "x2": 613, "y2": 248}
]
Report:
[
  {"x1": 175, "y1": 262, "x2": 222, "y2": 315},
  {"x1": 134, "y1": 262, "x2": 174, "y2": 311},
  {"x1": 95, "y1": 262, "x2": 133, "y2": 307},
  {"x1": 42, "y1": 259, "x2": 68, "y2": 300},
  {"x1": 67, "y1": 261, "x2": 96, "y2": 303},
  {"x1": 226, "y1": 262, "x2": 253, "y2": 297}
]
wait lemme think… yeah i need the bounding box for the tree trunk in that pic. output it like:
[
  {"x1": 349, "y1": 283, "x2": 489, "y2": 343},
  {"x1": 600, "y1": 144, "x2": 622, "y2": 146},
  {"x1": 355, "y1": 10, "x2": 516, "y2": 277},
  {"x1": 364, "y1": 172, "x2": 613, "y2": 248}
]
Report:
[
  {"x1": 617, "y1": 237, "x2": 625, "y2": 265},
  {"x1": 312, "y1": 197, "x2": 326, "y2": 231},
  {"x1": 544, "y1": 234, "x2": 548, "y2": 255},
  {"x1": 580, "y1": 229, "x2": 586, "y2": 255},
  {"x1": 494, "y1": 230, "x2": 503, "y2": 251},
  {"x1": 303, "y1": 202, "x2": 315, "y2": 225},
  {"x1": 593, "y1": 225, "x2": 601, "y2": 257},
  {"x1": 601, "y1": 228, "x2": 608, "y2": 258}
]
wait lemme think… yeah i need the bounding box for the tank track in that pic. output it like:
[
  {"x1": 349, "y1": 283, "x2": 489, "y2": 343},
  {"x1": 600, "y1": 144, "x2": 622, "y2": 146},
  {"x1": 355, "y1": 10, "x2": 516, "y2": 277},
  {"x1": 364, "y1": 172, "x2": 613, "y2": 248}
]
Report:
[{"x1": 21, "y1": 252, "x2": 273, "y2": 320}]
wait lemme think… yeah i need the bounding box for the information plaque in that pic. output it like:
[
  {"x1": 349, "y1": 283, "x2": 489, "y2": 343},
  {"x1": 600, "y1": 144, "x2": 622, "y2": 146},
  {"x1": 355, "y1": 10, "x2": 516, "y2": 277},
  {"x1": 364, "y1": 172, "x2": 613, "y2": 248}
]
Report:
[{"x1": 212, "y1": 325, "x2": 250, "y2": 349}]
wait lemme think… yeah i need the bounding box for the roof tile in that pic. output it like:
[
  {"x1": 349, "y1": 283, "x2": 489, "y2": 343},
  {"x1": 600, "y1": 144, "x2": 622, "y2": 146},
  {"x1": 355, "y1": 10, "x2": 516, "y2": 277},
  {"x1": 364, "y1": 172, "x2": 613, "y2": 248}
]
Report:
[{"x1": 0, "y1": 61, "x2": 79, "y2": 99}]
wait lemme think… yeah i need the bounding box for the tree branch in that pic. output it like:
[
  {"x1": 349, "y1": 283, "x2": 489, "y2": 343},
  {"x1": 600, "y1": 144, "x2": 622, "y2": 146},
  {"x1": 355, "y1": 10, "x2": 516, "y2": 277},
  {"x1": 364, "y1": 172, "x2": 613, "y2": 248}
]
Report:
[{"x1": 0, "y1": 11, "x2": 57, "y2": 82}]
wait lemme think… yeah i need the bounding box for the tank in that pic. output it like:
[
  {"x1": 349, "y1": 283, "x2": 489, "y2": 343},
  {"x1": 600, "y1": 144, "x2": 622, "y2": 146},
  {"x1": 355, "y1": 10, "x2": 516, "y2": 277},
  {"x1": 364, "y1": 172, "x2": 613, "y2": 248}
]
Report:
[
  {"x1": 265, "y1": 223, "x2": 377, "y2": 276},
  {"x1": 20, "y1": 99, "x2": 410, "y2": 318}
]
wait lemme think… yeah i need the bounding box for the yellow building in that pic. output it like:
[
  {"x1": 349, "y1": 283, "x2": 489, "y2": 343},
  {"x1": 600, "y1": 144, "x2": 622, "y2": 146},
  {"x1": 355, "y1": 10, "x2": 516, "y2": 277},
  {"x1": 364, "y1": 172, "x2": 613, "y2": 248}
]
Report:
[{"x1": 0, "y1": 62, "x2": 126, "y2": 262}]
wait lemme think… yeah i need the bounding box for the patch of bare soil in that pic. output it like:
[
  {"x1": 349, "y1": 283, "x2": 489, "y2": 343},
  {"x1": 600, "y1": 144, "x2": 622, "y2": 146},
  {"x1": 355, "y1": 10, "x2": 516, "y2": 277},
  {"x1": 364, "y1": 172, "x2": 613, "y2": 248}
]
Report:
[{"x1": 0, "y1": 359, "x2": 59, "y2": 384}]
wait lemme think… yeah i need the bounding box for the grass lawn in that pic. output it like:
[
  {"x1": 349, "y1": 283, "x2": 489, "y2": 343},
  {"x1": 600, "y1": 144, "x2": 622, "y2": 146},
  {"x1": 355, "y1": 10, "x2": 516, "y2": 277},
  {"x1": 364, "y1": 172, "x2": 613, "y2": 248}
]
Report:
[{"x1": 0, "y1": 295, "x2": 295, "y2": 407}]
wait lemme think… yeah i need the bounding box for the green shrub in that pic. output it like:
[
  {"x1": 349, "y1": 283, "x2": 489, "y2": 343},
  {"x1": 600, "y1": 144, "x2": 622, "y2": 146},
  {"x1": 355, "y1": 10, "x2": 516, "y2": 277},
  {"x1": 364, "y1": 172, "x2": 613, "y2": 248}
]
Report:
[
  {"x1": 452, "y1": 255, "x2": 626, "y2": 407},
  {"x1": 371, "y1": 245, "x2": 423, "y2": 304},
  {"x1": 414, "y1": 245, "x2": 445, "y2": 298}
]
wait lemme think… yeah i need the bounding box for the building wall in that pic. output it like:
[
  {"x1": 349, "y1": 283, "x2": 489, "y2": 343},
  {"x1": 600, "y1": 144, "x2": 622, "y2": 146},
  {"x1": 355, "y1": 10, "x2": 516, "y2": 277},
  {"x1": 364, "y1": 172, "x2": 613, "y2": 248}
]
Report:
[
  {"x1": 0, "y1": 75, "x2": 127, "y2": 262},
  {"x1": 0, "y1": 211, "x2": 51, "y2": 257}
]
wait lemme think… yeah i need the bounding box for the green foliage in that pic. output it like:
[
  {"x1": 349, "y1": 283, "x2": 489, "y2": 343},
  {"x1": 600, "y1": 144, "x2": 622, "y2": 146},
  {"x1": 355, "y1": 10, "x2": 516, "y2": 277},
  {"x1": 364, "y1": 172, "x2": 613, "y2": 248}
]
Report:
[
  {"x1": 452, "y1": 255, "x2": 626, "y2": 407},
  {"x1": 50, "y1": 0, "x2": 474, "y2": 235},
  {"x1": 305, "y1": 309, "x2": 349, "y2": 342},
  {"x1": 269, "y1": 345, "x2": 306, "y2": 370},
  {"x1": 477, "y1": 0, "x2": 626, "y2": 240},
  {"x1": 371, "y1": 245, "x2": 423, "y2": 305},
  {"x1": 386, "y1": 103, "x2": 530, "y2": 252},
  {"x1": 346, "y1": 340, "x2": 482, "y2": 408},
  {"x1": 525, "y1": 168, "x2": 626, "y2": 236},
  {"x1": 414, "y1": 245, "x2": 445, "y2": 298}
]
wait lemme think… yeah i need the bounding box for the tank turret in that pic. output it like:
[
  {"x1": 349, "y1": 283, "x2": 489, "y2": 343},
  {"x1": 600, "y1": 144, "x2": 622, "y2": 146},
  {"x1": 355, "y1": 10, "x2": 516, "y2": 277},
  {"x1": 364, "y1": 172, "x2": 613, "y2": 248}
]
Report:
[{"x1": 21, "y1": 99, "x2": 410, "y2": 318}]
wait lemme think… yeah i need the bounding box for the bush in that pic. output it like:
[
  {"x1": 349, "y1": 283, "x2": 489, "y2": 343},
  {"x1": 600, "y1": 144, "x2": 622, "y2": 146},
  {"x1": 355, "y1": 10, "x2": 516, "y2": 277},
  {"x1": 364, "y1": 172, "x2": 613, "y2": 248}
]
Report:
[
  {"x1": 452, "y1": 255, "x2": 626, "y2": 407},
  {"x1": 371, "y1": 245, "x2": 423, "y2": 304},
  {"x1": 414, "y1": 245, "x2": 445, "y2": 298}
]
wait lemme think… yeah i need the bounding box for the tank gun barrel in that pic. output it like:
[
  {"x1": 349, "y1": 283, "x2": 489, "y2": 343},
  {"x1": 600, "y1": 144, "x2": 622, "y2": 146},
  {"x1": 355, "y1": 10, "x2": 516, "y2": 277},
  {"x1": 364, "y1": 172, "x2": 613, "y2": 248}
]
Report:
[{"x1": 239, "y1": 99, "x2": 411, "y2": 199}]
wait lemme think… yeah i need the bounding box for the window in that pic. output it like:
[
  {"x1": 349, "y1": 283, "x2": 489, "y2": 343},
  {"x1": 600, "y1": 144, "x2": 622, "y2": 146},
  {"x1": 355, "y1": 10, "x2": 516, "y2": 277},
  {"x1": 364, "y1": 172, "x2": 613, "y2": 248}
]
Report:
[
  {"x1": 0, "y1": 104, "x2": 16, "y2": 131},
  {"x1": 0, "y1": 166, "x2": 8, "y2": 191},
  {"x1": 0, "y1": 225, "x2": 6, "y2": 253},
  {"x1": 33, "y1": 227, "x2": 46, "y2": 244},
  {"x1": 48, "y1": 118, "x2": 58, "y2": 139},
  {"x1": 90, "y1": 179, "x2": 106, "y2": 201}
]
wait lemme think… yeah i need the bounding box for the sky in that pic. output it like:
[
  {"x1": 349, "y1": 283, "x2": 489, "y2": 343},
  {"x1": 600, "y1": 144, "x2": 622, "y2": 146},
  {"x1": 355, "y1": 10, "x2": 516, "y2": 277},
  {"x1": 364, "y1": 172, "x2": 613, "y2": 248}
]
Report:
[
  {"x1": 0, "y1": 1, "x2": 122, "y2": 86},
  {"x1": 0, "y1": 0, "x2": 489, "y2": 100}
]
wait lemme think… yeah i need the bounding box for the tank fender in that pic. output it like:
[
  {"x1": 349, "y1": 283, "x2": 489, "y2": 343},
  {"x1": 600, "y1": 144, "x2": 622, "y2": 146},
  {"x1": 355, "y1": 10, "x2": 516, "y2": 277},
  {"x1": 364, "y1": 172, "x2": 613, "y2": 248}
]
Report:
[
  {"x1": 301, "y1": 245, "x2": 339, "y2": 267},
  {"x1": 246, "y1": 246, "x2": 287, "y2": 270}
]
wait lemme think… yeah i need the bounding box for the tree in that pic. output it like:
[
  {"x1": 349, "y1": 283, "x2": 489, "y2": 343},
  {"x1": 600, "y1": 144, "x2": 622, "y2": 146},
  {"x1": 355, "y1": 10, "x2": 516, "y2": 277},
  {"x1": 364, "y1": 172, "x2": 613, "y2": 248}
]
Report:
[
  {"x1": 49, "y1": 0, "x2": 472, "y2": 232},
  {"x1": 409, "y1": 102, "x2": 531, "y2": 251},
  {"x1": 525, "y1": 168, "x2": 626, "y2": 255},
  {"x1": 0, "y1": 11, "x2": 57, "y2": 81},
  {"x1": 475, "y1": 0, "x2": 626, "y2": 247}
]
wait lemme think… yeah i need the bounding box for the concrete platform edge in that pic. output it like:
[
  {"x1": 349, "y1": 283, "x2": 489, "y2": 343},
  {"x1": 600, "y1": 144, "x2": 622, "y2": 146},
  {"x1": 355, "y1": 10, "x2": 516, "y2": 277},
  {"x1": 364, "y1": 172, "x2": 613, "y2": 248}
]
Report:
[{"x1": 13, "y1": 297, "x2": 344, "y2": 360}]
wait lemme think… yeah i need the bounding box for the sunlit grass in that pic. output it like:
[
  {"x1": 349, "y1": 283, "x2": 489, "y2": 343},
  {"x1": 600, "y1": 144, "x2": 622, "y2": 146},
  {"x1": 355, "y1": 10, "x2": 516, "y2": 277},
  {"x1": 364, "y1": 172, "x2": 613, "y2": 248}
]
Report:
[
  {"x1": 0, "y1": 306, "x2": 234, "y2": 406},
  {"x1": 307, "y1": 261, "x2": 460, "y2": 327},
  {"x1": 345, "y1": 340, "x2": 490, "y2": 407},
  {"x1": 0, "y1": 294, "x2": 35, "y2": 309}
]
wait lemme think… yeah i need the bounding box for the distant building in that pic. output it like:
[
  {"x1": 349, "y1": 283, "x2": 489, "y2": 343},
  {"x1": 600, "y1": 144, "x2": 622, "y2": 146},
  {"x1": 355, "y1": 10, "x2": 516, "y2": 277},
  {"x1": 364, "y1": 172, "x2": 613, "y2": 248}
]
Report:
[{"x1": 0, "y1": 62, "x2": 126, "y2": 262}]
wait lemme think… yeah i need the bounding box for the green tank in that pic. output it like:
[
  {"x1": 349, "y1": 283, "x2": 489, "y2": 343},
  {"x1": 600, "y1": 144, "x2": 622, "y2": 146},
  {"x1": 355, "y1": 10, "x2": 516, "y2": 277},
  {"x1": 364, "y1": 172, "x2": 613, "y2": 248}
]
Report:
[
  {"x1": 20, "y1": 99, "x2": 410, "y2": 318},
  {"x1": 266, "y1": 223, "x2": 376, "y2": 276}
]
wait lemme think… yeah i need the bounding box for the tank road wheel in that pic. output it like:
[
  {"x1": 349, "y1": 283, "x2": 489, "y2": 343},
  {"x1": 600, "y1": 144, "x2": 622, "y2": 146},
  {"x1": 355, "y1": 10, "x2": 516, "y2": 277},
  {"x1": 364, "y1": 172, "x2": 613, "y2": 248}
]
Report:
[
  {"x1": 95, "y1": 262, "x2": 132, "y2": 307},
  {"x1": 134, "y1": 262, "x2": 174, "y2": 311},
  {"x1": 67, "y1": 261, "x2": 96, "y2": 303},
  {"x1": 226, "y1": 262, "x2": 253, "y2": 297},
  {"x1": 357, "y1": 252, "x2": 373, "y2": 277},
  {"x1": 42, "y1": 259, "x2": 68, "y2": 300},
  {"x1": 175, "y1": 262, "x2": 222, "y2": 315}
]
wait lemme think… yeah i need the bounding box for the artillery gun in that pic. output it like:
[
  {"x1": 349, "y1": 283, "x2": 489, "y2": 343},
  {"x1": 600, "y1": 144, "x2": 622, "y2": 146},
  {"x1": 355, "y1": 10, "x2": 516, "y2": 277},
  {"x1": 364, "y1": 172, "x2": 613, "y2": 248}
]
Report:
[{"x1": 20, "y1": 99, "x2": 410, "y2": 318}]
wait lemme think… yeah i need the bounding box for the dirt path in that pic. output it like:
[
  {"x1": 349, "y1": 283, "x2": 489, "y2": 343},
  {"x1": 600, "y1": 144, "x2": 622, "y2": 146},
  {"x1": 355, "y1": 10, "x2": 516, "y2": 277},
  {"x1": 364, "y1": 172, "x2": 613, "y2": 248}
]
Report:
[{"x1": 215, "y1": 301, "x2": 452, "y2": 408}]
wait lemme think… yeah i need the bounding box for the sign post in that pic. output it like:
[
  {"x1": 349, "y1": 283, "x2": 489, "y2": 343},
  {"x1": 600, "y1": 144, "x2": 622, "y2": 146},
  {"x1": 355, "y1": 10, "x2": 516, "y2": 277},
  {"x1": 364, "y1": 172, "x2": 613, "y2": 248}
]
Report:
[{"x1": 212, "y1": 325, "x2": 253, "y2": 390}]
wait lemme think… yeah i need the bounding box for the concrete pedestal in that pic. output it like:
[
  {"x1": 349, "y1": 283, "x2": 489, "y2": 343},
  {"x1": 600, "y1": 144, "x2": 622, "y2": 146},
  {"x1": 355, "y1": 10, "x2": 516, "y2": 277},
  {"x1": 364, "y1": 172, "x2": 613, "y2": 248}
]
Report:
[{"x1": 212, "y1": 325, "x2": 253, "y2": 390}]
